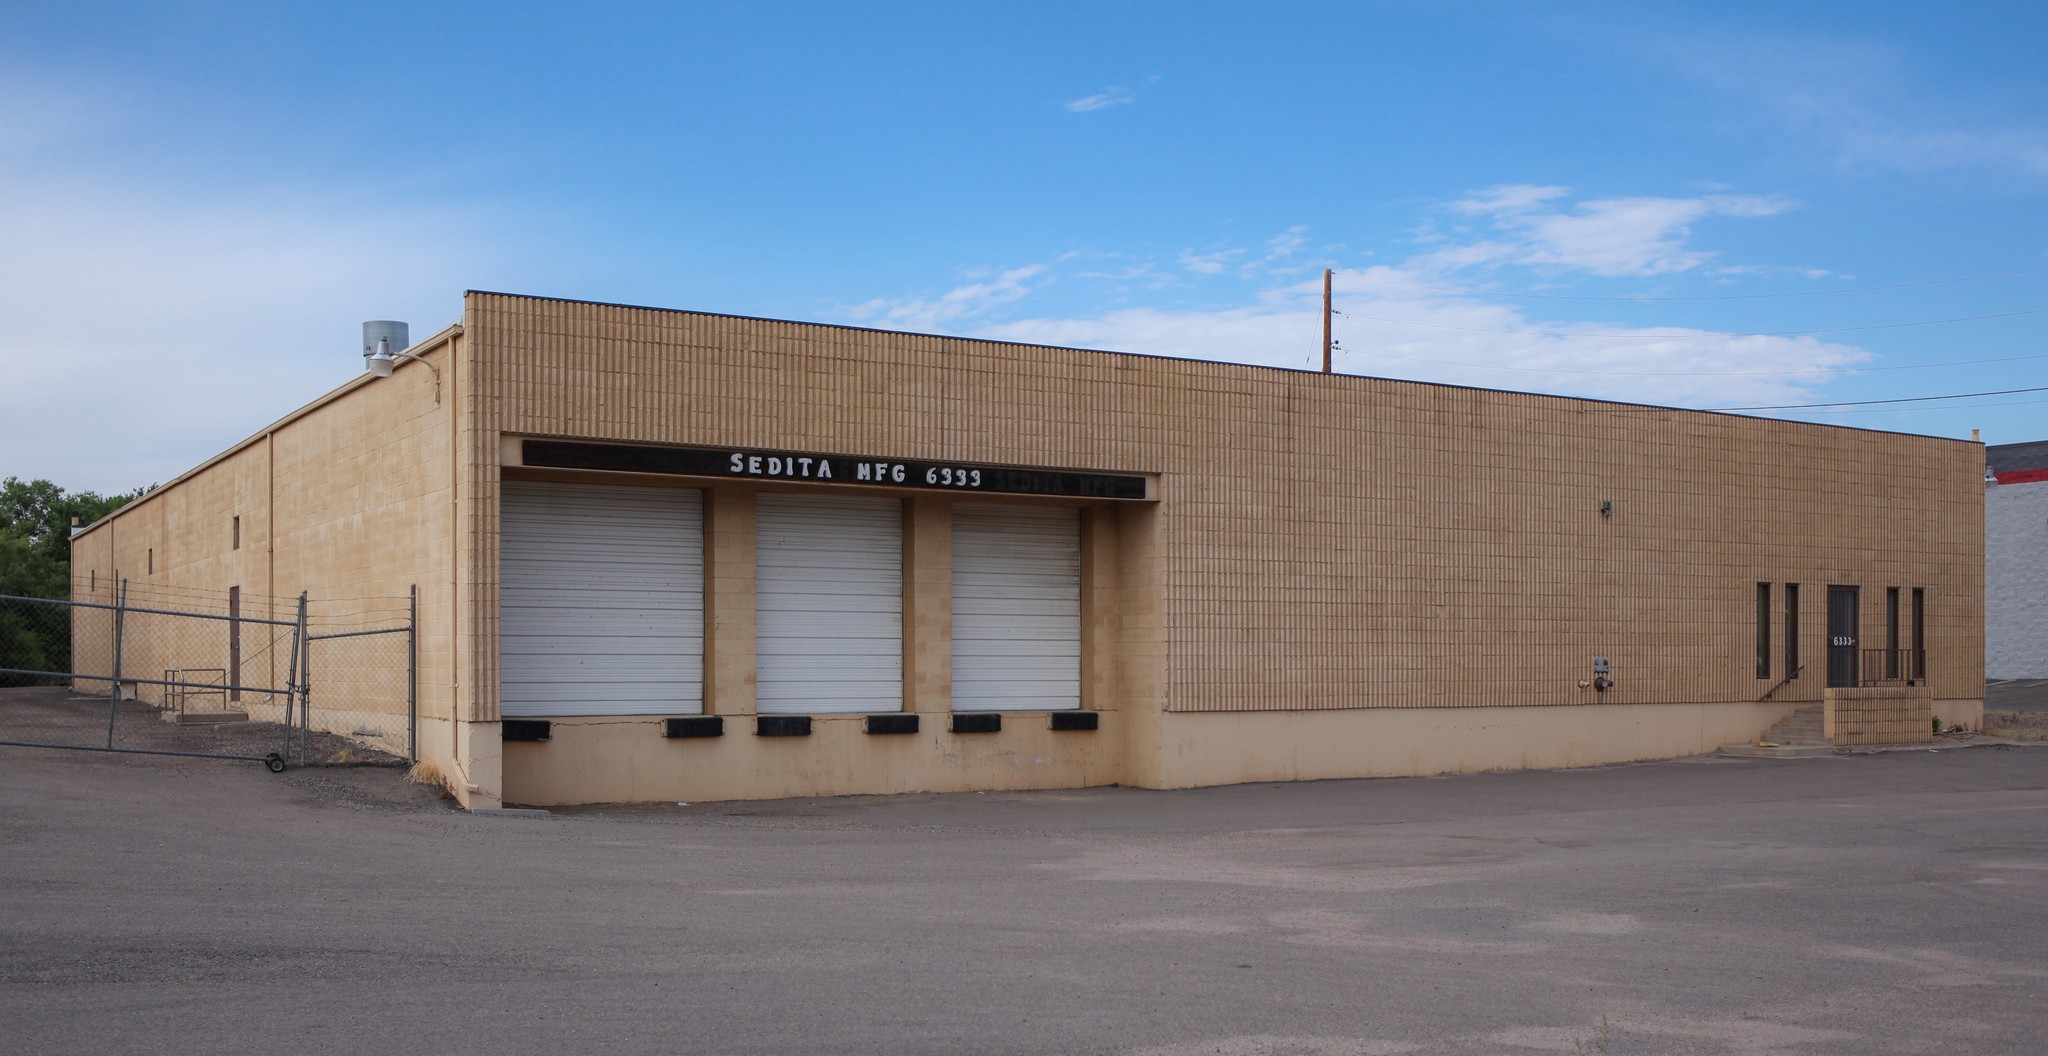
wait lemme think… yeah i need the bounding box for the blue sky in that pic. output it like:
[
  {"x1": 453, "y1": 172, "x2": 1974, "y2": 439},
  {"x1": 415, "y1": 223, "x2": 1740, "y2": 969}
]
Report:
[{"x1": 5, "y1": 1, "x2": 2046, "y2": 491}]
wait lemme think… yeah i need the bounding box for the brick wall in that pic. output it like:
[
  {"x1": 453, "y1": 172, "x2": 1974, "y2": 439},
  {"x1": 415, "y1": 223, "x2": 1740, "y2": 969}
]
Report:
[
  {"x1": 69, "y1": 332, "x2": 460, "y2": 761},
  {"x1": 467, "y1": 292, "x2": 1986, "y2": 718},
  {"x1": 1825, "y1": 685, "x2": 1933, "y2": 746}
]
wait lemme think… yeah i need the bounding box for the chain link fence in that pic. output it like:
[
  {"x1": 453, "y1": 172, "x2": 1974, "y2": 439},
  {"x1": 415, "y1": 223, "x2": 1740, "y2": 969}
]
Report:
[
  {"x1": 0, "y1": 581, "x2": 415, "y2": 770},
  {"x1": 303, "y1": 589, "x2": 417, "y2": 763}
]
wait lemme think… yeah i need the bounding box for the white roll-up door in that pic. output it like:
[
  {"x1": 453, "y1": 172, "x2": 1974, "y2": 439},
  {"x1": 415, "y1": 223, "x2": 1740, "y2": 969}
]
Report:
[
  {"x1": 951, "y1": 503, "x2": 1081, "y2": 711},
  {"x1": 755, "y1": 492, "x2": 903, "y2": 714},
  {"x1": 500, "y1": 482, "x2": 704, "y2": 717}
]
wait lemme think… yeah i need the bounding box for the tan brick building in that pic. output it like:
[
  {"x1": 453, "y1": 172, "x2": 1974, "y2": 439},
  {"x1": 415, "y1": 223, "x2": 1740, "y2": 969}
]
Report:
[{"x1": 70, "y1": 291, "x2": 1987, "y2": 807}]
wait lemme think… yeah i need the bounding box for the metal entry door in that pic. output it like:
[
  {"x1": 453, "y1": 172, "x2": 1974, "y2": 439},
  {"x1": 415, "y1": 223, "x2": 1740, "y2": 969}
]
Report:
[{"x1": 1826, "y1": 585, "x2": 1860, "y2": 688}]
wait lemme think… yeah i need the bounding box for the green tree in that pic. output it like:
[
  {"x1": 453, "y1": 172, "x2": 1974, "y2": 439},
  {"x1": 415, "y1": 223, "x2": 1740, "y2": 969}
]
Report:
[
  {"x1": 0, "y1": 478, "x2": 148, "y2": 683},
  {"x1": 0, "y1": 477, "x2": 144, "y2": 576},
  {"x1": 0, "y1": 529, "x2": 66, "y2": 682}
]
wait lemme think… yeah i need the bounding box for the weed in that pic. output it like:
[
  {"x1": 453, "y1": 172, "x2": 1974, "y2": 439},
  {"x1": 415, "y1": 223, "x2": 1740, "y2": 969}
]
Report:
[
  {"x1": 1982, "y1": 710, "x2": 2048, "y2": 741},
  {"x1": 406, "y1": 761, "x2": 455, "y2": 799},
  {"x1": 1575, "y1": 1014, "x2": 1609, "y2": 1055}
]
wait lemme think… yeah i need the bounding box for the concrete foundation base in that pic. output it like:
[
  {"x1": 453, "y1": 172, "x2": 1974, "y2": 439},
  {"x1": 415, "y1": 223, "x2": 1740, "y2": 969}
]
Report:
[{"x1": 164, "y1": 710, "x2": 249, "y2": 725}]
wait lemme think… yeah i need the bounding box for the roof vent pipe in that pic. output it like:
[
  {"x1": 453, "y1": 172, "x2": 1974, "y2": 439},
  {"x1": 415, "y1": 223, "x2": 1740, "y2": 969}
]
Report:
[{"x1": 362, "y1": 321, "x2": 410, "y2": 375}]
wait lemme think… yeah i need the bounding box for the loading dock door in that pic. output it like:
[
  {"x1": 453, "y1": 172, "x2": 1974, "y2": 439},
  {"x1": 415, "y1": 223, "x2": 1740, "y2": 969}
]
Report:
[
  {"x1": 755, "y1": 493, "x2": 904, "y2": 714},
  {"x1": 951, "y1": 503, "x2": 1081, "y2": 712},
  {"x1": 500, "y1": 482, "x2": 705, "y2": 716}
]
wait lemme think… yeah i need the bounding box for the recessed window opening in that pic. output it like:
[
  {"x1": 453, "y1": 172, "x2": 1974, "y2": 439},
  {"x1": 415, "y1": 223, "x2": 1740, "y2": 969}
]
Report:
[
  {"x1": 1785, "y1": 583, "x2": 1800, "y2": 679},
  {"x1": 1886, "y1": 587, "x2": 1901, "y2": 680},
  {"x1": 147, "y1": 548, "x2": 153, "y2": 575},
  {"x1": 233, "y1": 516, "x2": 241, "y2": 550},
  {"x1": 1911, "y1": 588, "x2": 1926, "y2": 680},
  {"x1": 1755, "y1": 582, "x2": 1771, "y2": 679}
]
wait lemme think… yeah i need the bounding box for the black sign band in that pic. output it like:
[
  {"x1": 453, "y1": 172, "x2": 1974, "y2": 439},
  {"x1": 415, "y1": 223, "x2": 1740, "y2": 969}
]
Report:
[{"x1": 521, "y1": 440, "x2": 1150, "y2": 500}]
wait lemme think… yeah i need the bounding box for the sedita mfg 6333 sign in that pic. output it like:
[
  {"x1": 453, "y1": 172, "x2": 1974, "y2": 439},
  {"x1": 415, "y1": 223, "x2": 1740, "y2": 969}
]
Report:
[{"x1": 522, "y1": 440, "x2": 1150, "y2": 500}]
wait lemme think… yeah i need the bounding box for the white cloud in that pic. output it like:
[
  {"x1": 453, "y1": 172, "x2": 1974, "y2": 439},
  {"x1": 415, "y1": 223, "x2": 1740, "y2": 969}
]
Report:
[
  {"x1": 1074, "y1": 262, "x2": 1159, "y2": 283},
  {"x1": 1450, "y1": 184, "x2": 1570, "y2": 215},
  {"x1": 867, "y1": 188, "x2": 1862, "y2": 409},
  {"x1": 1177, "y1": 247, "x2": 1243, "y2": 275},
  {"x1": 1175, "y1": 227, "x2": 1313, "y2": 279},
  {"x1": 1251, "y1": 226, "x2": 1310, "y2": 273},
  {"x1": 1065, "y1": 86, "x2": 1134, "y2": 112},
  {"x1": 1425, "y1": 185, "x2": 1796, "y2": 277},
  {"x1": 843, "y1": 264, "x2": 1051, "y2": 331},
  {"x1": 975, "y1": 264, "x2": 1865, "y2": 409}
]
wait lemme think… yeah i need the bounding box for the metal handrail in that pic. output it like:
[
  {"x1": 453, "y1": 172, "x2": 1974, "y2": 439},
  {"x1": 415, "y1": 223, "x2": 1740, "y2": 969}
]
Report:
[
  {"x1": 164, "y1": 668, "x2": 228, "y2": 713},
  {"x1": 1855, "y1": 647, "x2": 1926, "y2": 687}
]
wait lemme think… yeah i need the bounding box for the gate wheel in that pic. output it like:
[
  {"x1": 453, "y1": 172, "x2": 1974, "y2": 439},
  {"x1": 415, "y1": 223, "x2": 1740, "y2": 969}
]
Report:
[{"x1": 264, "y1": 753, "x2": 287, "y2": 773}]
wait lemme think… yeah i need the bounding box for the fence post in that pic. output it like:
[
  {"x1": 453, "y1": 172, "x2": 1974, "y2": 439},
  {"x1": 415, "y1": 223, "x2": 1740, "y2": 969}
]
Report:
[
  {"x1": 298, "y1": 598, "x2": 312, "y2": 765},
  {"x1": 283, "y1": 592, "x2": 307, "y2": 763},
  {"x1": 104, "y1": 580, "x2": 129, "y2": 748},
  {"x1": 407, "y1": 583, "x2": 419, "y2": 763}
]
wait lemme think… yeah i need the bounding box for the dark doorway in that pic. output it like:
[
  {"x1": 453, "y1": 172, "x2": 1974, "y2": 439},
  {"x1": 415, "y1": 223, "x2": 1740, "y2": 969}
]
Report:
[
  {"x1": 228, "y1": 585, "x2": 241, "y2": 702},
  {"x1": 1827, "y1": 586, "x2": 1860, "y2": 688}
]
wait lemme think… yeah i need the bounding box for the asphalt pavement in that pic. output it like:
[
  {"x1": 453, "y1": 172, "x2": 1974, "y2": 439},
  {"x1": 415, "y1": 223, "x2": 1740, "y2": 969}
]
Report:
[{"x1": 3, "y1": 740, "x2": 2046, "y2": 1055}]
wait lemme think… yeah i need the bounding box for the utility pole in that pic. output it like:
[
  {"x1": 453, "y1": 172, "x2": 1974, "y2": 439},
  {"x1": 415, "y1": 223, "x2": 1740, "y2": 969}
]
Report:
[{"x1": 1321, "y1": 268, "x2": 1334, "y2": 373}]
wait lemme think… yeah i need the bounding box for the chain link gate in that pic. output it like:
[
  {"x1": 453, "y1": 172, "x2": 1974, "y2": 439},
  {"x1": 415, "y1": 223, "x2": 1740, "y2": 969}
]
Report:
[
  {"x1": 297, "y1": 585, "x2": 418, "y2": 765},
  {"x1": 0, "y1": 582, "x2": 417, "y2": 770}
]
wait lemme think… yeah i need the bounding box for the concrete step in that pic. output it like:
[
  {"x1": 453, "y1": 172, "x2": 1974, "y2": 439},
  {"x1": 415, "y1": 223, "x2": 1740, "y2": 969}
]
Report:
[
  {"x1": 1730, "y1": 705, "x2": 1835, "y2": 754},
  {"x1": 1761, "y1": 706, "x2": 1830, "y2": 747}
]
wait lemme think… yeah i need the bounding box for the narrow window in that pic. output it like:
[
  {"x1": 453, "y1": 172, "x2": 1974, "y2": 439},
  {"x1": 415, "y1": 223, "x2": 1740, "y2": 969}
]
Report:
[
  {"x1": 1911, "y1": 588, "x2": 1926, "y2": 680},
  {"x1": 147, "y1": 548, "x2": 154, "y2": 575},
  {"x1": 1756, "y1": 582, "x2": 1771, "y2": 679},
  {"x1": 233, "y1": 516, "x2": 241, "y2": 550},
  {"x1": 1785, "y1": 583, "x2": 1800, "y2": 679},
  {"x1": 1886, "y1": 587, "x2": 1901, "y2": 680},
  {"x1": 90, "y1": 570, "x2": 97, "y2": 591}
]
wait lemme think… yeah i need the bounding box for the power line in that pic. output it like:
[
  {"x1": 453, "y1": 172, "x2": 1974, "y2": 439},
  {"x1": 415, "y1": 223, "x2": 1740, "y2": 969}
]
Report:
[
  {"x1": 1768, "y1": 396, "x2": 2048, "y2": 417},
  {"x1": 1343, "y1": 306, "x2": 2048, "y2": 341},
  {"x1": 1701, "y1": 385, "x2": 2048, "y2": 412},
  {"x1": 1355, "y1": 264, "x2": 2048, "y2": 303}
]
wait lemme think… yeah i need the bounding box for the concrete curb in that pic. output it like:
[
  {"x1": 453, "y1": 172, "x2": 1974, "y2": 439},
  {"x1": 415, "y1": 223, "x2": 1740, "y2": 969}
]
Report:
[
  {"x1": 1718, "y1": 737, "x2": 2048, "y2": 761},
  {"x1": 1718, "y1": 744, "x2": 1836, "y2": 759}
]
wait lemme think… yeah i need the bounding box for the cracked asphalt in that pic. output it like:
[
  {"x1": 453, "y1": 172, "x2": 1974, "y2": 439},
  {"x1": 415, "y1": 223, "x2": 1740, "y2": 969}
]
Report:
[{"x1": 3, "y1": 740, "x2": 2045, "y2": 1055}]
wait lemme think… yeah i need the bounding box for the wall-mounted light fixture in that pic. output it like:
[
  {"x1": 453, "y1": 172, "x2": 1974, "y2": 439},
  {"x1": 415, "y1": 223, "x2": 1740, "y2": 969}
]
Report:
[{"x1": 361, "y1": 321, "x2": 440, "y2": 403}]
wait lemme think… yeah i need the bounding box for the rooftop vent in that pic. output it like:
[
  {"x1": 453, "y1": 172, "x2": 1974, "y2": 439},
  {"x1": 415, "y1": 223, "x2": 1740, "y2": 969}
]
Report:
[{"x1": 362, "y1": 320, "x2": 410, "y2": 375}]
